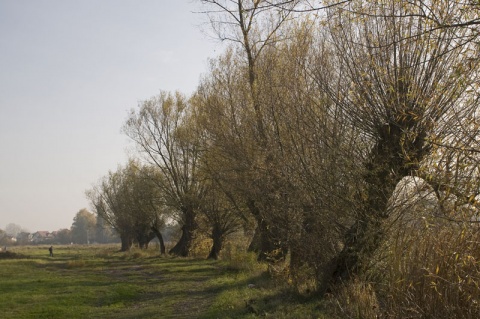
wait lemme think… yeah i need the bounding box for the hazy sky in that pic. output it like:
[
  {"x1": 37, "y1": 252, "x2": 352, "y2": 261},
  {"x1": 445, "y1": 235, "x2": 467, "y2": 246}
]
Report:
[{"x1": 0, "y1": 0, "x2": 221, "y2": 232}]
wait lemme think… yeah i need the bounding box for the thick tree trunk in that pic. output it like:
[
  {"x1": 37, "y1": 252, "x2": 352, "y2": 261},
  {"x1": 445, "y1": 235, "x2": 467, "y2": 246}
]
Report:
[
  {"x1": 151, "y1": 226, "x2": 166, "y2": 255},
  {"x1": 207, "y1": 226, "x2": 224, "y2": 260},
  {"x1": 333, "y1": 178, "x2": 392, "y2": 281},
  {"x1": 247, "y1": 224, "x2": 261, "y2": 253},
  {"x1": 331, "y1": 215, "x2": 385, "y2": 283},
  {"x1": 169, "y1": 206, "x2": 196, "y2": 257},
  {"x1": 289, "y1": 207, "x2": 338, "y2": 294},
  {"x1": 246, "y1": 198, "x2": 288, "y2": 262},
  {"x1": 331, "y1": 123, "x2": 425, "y2": 283},
  {"x1": 169, "y1": 225, "x2": 194, "y2": 257},
  {"x1": 137, "y1": 231, "x2": 155, "y2": 249},
  {"x1": 120, "y1": 233, "x2": 133, "y2": 252},
  {"x1": 248, "y1": 218, "x2": 288, "y2": 262}
]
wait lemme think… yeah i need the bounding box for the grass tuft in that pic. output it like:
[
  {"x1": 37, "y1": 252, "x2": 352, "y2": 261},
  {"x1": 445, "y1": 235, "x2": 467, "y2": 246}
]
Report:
[{"x1": 65, "y1": 259, "x2": 86, "y2": 269}]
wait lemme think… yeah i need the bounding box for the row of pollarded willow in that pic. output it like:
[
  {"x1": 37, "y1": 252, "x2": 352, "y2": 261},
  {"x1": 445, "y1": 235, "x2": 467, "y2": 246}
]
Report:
[
  {"x1": 194, "y1": 0, "x2": 480, "y2": 290},
  {"x1": 121, "y1": 92, "x2": 245, "y2": 259},
  {"x1": 87, "y1": 0, "x2": 480, "y2": 298}
]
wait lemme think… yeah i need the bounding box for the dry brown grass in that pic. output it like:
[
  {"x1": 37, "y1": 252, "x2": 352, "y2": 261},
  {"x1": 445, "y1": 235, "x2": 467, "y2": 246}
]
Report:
[
  {"x1": 325, "y1": 278, "x2": 380, "y2": 319},
  {"x1": 376, "y1": 209, "x2": 480, "y2": 318}
]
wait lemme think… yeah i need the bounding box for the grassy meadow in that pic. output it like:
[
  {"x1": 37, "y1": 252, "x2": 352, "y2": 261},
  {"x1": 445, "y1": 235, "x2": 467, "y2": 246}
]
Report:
[{"x1": 0, "y1": 244, "x2": 330, "y2": 319}]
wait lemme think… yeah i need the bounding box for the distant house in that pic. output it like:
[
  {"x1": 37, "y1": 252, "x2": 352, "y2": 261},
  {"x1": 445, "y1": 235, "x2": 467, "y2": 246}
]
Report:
[{"x1": 31, "y1": 231, "x2": 54, "y2": 243}]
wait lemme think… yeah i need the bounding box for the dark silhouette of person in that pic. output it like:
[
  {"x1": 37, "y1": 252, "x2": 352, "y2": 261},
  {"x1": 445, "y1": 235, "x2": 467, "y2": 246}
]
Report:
[{"x1": 48, "y1": 246, "x2": 53, "y2": 257}]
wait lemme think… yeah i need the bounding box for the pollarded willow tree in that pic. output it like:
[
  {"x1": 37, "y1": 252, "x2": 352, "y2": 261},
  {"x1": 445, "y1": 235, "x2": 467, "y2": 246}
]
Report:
[
  {"x1": 199, "y1": 0, "x2": 303, "y2": 261},
  {"x1": 194, "y1": 9, "x2": 359, "y2": 285},
  {"x1": 194, "y1": 47, "x2": 298, "y2": 261},
  {"x1": 87, "y1": 166, "x2": 135, "y2": 251},
  {"x1": 123, "y1": 92, "x2": 205, "y2": 257},
  {"x1": 120, "y1": 161, "x2": 168, "y2": 252},
  {"x1": 196, "y1": 183, "x2": 245, "y2": 260},
  {"x1": 86, "y1": 161, "x2": 167, "y2": 251},
  {"x1": 250, "y1": 21, "x2": 365, "y2": 290},
  {"x1": 314, "y1": 0, "x2": 480, "y2": 282},
  {"x1": 196, "y1": 0, "x2": 480, "y2": 295}
]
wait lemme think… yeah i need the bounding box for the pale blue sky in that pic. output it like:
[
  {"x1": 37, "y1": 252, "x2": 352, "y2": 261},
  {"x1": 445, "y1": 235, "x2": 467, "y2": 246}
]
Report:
[{"x1": 0, "y1": 0, "x2": 220, "y2": 232}]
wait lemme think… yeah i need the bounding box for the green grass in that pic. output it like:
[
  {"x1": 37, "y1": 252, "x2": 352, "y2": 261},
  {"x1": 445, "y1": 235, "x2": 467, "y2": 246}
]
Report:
[{"x1": 0, "y1": 245, "x2": 330, "y2": 319}]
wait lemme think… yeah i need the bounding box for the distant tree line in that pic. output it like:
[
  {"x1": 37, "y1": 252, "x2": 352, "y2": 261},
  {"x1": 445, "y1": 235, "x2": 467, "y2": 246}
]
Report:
[{"x1": 1, "y1": 210, "x2": 118, "y2": 246}]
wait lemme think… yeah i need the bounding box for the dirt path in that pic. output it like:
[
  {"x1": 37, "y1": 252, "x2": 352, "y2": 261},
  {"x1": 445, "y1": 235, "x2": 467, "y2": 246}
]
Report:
[{"x1": 100, "y1": 258, "x2": 220, "y2": 319}]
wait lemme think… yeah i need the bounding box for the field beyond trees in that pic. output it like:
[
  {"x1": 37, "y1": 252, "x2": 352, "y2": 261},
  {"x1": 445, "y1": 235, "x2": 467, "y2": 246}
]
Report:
[{"x1": 0, "y1": 245, "x2": 334, "y2": 319}]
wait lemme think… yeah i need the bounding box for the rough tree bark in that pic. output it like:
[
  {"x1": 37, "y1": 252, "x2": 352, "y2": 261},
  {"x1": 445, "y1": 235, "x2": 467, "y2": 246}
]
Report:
[
  {"x1": 332, "y1": 122, "x2": 428, "y2": 283},
  {"x1": 151, "y1": 226, "x2": 166, "y2": 255},
  {"x1": 247, "y1": 203, "x2": 288, "y2": 262},
  {"x1": 169, "y1": 206, "x2": 197, "y2": 257},
  {"x1": 207, "y1": 225, "x2": 224, "y2": 260},
  {"x1": 120, "y1": 233, "x2": 133, "y2": 252},
  {"x1": 137, "y1": 231, "x2": 156, "y2": 249}
]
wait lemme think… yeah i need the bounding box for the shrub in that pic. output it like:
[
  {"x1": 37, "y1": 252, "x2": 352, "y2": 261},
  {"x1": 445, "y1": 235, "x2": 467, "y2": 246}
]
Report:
[{"x1": 190, "y1": 236, "x2": 212, "y2": 258}]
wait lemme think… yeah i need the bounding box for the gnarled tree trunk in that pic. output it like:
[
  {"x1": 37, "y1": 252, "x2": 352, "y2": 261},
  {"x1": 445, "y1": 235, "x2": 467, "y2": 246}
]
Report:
[
  {"x1": 169, "y1": 206, "x2": 197, "y2": 257},
  {"x1": 248, "y1": 217, "x2": 288, "y2": 262},
  {"x1": 120, "y1": 233, "x2": 133, "y2": 252},
  {"x1": 137, "y1": 231, "x2": 156, "y2": 249},
  {"x1": 207, "y1": 225, "x2": 224, "y2": 260},
  {"x1": 151, "y1": 226, "x2": 166, "y2": 255},
  {"x1": 332, "y1": 122, "x2": 428, "y2": 283}
]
